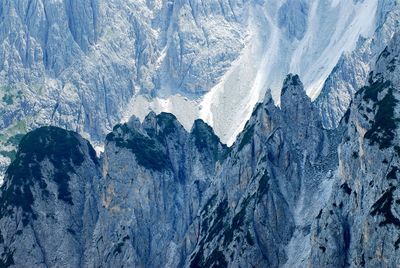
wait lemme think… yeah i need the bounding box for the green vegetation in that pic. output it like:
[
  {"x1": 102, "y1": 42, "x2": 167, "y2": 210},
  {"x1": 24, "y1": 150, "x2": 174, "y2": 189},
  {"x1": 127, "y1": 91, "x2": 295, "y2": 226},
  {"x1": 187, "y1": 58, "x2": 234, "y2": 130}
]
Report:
[
  {"x1": 191, "y1": 198, "x2": 230, "y2": 268},
  {"x1": 67, "y1": 228, "x2": 76, "y2": 236},
  {"x1": 340, "y1": 182, "x2": 352, "y2": 195},
  {"x1": 191, "y1": 119, "x2": 229, "y2": 161},
  {"x1": 377, "y1": 47, "x2": 390, "y2": 60},
  {"x1": 395, "y1": 236, "x2": 400, "y2": 250},
  {"x1": 280, "y1": 74, "x2": 301, "y2": 97},
  {"x1": 2, "y1": 94, "x2": 13, "y2": 105},
  {"x1": 257, "y1": 172, "x2": 269, "y2": 201},
  {"x1": 245, "y1": 231, "x2": 255, "y2": 246},
  {"x1": 203, "y1": 249, "x2": 227, "y2": 268},
  {"x1": 54, "y1": 172, "x2": 73, "y2": 205},
  {"x1": 107, "y1": 123, "x2": 171, "y2": 171},
  {"x1": 364, "y1": 87, "x2": 399, "y2": 149},
  {"x1": 387, "y1": 58, "x2": 397, "y2": 72},
  {"x1": 0, "y1": 121, "x2": 27, "y2": 145},
  {"x1": 371, "y1": 186, "x2": 400, "y2": 227},
  {"x1": 0, "y1": 151, "x2": 16, "y2": 162},
  {"x1": 86, "y1": 141, "x2": 99, "y2": 165},
  {"x1": 205, "y1": 199, "x2": 228, "y2": 243},
  {"x1": 223, "y1": 195, "x2": 253, "y2": 246},
  {"x1": 358, "y1": 78, "x2": 399, "y2": 149},
  {"x1": 0, "y1": 127, "x2": 87, "y2": 225},
  {"x1": 395, "y1": 146, "x2": 400, "y2": 157},
  {"x1": 113, "y1": 235, "x2": 130, "y2": 255},
  {"x1": 201, "y1": 194, "x2": 218, "y2": 215},
  {"x1": 362, "y1": 79, "x2": 391, "y2": 102},
  {"x1": 190, "y1": 248, "x2": 227, "y2": 268},
  {"x1": 343, "y1": 109, "x2": 351, "y2": 124},
  {"x1": 387, "y1": 167, "x2": 399, "y2": 180},
  {"x1": 113, "y1": 242, "x2": 124, "y2": 255},
  {"x1": 251, "y1": 102, "x2": 263, "y2": 117},
  {"x1": 1, "y1": 86, "x2": 23, "y2": 106},
  {"x1": 4, "y1": 134, "x2": 24, "y2": 147},
  {"x1": 0, "y1": 248, "x2": 14, "y2": 268},
  {"x1": 18, "y1": 126, "x2": 85, "y2": 167},
  {"x1": 156, "y1": 112, "x2": 178, "y2": 137}
]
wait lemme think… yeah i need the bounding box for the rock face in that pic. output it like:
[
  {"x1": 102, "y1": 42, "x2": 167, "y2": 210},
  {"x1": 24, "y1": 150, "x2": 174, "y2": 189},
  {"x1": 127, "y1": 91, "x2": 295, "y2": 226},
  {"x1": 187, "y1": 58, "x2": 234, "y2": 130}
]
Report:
[
  {"x1": 0, "y1": 74, "x2": 338, "y2": 267},
  {"x1": 315, "y1": 2, "x2": 400, "y2": 129},
  {"x1": 0, "y1": 126, "x2": 100, "y2": 267},
  {"x1": 187, "y1": 74, "x2": 339, "y2": 267},
  {"x1": 0, "y1": 0, "x2": 397, "y2": 175},
  {"x1": 0, "y1": 32, "x2": 400, "y2": 267},
  {"x1": 88, "y1": 112, "x2": 228, "y2": 267},
  {"x1": 309, "y1": 32, "x2": 400, "y2": 267}
]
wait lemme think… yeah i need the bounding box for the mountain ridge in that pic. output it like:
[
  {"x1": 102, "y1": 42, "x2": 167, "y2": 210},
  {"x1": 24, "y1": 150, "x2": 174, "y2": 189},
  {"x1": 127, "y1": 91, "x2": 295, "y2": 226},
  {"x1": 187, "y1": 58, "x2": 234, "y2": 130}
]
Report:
[
  {"x1": 0, "y1": 4, "x2": 400, "y2": 266},
  {"x1": 0, "y1": 0, "x2": 397, "y2": 175},
  {"x1": 0, "y1": 71, "x2": 337, "y2": 267}
]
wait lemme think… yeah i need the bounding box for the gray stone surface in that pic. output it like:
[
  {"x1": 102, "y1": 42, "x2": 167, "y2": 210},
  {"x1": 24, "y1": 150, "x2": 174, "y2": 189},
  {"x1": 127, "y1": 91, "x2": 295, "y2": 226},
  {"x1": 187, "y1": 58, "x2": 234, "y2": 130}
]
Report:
[
  {"x1": 0, "y1": 74, "x2": 339, "y2": 267},
  {"x1": 315, "y1": 2, "x2": 400, "y2": 129},
  {"x1": 0, "y1": 28, "x2": 400, "y2": 268},
  {"x1": 0, "y1": 0, "x2": 397, "y2": 178},
  {"x1": 310, "y1": 31, "x2": 400, "y2": 268},
  {"x1": 0, "y1": 127, "x2": 100, "y2": 267}
]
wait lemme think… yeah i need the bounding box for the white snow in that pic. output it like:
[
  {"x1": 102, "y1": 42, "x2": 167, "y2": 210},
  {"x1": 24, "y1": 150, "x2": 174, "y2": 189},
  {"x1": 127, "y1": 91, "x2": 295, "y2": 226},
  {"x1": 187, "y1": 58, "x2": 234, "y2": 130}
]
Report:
[
  {"x1": 94, "y1": 145, "x2": 105, "y2": 157},
  {"x1": 122, "y1": 93, "x2": 200, "y2": 131}
]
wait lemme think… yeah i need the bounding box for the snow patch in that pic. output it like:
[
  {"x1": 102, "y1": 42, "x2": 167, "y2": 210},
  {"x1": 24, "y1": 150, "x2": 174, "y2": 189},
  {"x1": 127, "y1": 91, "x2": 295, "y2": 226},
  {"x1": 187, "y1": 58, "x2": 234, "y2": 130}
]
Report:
[{"x1": 124, "y1": 0, "x2": 380, "y2": 145}]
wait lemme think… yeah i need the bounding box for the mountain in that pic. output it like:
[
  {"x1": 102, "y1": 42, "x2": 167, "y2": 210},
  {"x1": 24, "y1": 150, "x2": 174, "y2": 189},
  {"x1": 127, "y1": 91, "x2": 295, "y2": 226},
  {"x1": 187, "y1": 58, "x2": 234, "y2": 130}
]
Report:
[
  {"x1": 0, "y1": 0, "x2": 399, "y2": 178},
  {"x1": 0, "y1": 73, "x2": 332, "y2": 267},
  {"x1": 309, "y1": 31, "x2": 400, "y2": 267},
  {"x1": 315, "y1": 0, "x2": 400, "y2": 130},
  {"x1": 2, "y1": 1, "x2": 400, "y2": 267},
  {"x1": 0, "y1": 126, "x2": 99, "y2": 267},
  {"x1": 2, "y1": 30, "x2": 400, "y2": 266}
]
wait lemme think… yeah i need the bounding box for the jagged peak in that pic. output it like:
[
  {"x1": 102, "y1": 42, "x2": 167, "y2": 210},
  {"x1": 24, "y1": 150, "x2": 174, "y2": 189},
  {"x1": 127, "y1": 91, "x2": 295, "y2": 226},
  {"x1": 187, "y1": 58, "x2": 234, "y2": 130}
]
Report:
[
  {"x1": 280, "y1": 74, "x2": 312, "y2": 112},
  {"x1": 147, "y1": 112, "x2": 184, "y2": 137},
  {"x1": 1, "y1": 126, "x2": 98, "y2": 226},
  {"x1": 115, "y1": 112, "x2": 185, "y2": 140},
  {"x1": 143, "y1": 111, "x2": 157, "y2": 122},
  {"x1": 124, "y1": 115, "x2": 142, "y2": 131},
  {"x1": 155, "y1": 112, "x2": 182, "y2": 130},
  {"x1": 190, "y1": 119, "x2": 222, "y2": 146},
  {"x1": 190, "y1": 119, "x2": 229, "y2": 159},
  {"x1": 280, "y1": 74, "x2": 304, "y2": 96},
  {"x1": 375, "y1": 31, "x2": 400, "y2": 79},
  {"x1": 261, "y1": 89, "x2": 274, "y2": 106},
  {"x1": 191, "y1": 119, "x2": 214, "y2": 134}
]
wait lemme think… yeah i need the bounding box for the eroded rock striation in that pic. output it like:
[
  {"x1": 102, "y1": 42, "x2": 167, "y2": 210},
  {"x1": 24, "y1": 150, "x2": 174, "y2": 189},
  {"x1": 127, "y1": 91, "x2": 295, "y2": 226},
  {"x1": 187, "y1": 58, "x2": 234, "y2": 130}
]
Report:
[{"x1": 1, "y1": 32, "x2": 400, "y2": 267}]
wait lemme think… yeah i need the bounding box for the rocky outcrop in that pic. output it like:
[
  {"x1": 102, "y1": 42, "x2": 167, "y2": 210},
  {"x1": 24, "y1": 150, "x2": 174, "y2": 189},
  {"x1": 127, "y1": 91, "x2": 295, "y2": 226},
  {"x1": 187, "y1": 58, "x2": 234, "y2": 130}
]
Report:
[
  {"x1": 0, "y1": 0, "x2": 397, "y2": 179},
  {"x1": 1, "y1": 31, "x2": 400, "y2": 266},
  {"x1": 0, "y1": 126, "x2": 100, "y2": 267},
  {"x1": 186, "y1": 74, "x2": 339, "y2": 267},
  {"x1": 0, "y1": 74, "x2": 339, "y2": 267},
  {"x1": 86, "y1": 112, "x2": 228, "y2": 267},
  {"x1": 315, "y1": 2, "x2": 400, "y2": 129},
  {"x1": 309, "y1": 32, "x2": 400, "y2": 267}
]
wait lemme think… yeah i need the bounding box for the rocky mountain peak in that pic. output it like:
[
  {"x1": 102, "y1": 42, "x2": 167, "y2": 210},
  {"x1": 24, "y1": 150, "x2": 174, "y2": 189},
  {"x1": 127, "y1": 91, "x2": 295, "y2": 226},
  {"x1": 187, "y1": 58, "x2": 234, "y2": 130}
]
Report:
[
  {"x1": 278, "y1": 74, "x2": 321, "y2": 144},
  {"x1": 280, "y1": 74, "x2": 310, "y2": 108},
  {"x1": 143, "y1": 112, "x2": 182, "y2": 134},
  {"x1": 190, "y1": 119, "x2": 229, "y2": 163},
  {"x1": 0, "y1": 126, "x2": 99, "y2": 267},
  {"x1": 0, "y1": 3, "x2": 399, "y2": 266}
]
